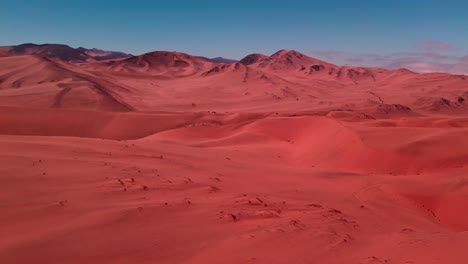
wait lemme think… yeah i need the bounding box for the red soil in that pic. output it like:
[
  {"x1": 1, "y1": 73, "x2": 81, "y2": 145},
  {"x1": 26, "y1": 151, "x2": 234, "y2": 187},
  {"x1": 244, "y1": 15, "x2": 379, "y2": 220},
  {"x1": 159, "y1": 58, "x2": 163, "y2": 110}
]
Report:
[{"x1": 0, "y1": 50, "x2": 468, "y2": 263}]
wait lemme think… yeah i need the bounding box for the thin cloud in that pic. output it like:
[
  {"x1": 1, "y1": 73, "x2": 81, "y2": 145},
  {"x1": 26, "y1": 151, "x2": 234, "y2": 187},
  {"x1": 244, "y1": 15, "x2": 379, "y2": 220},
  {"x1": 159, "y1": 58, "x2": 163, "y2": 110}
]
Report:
[
  {"x1": 386, "y1": 60, "x2": 468, "y2": 75},
  {"x1": 345, "y1": 57, "x2": 365, "y2": 63},
  {"x1": 391, "y1": 52, "x2": 452, "y2": 61},
  {"x1": 413, "y1": 39, "x2": 459, "y2": 52},
  {"x1": 307, "y1": 50, "x2": 468, "y2": 75}
]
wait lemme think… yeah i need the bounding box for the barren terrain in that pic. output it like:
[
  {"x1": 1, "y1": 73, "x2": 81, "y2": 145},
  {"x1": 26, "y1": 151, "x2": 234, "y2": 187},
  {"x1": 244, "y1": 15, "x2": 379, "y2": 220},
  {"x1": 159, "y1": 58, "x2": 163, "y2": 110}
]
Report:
[{"x1": 1, "y1": 49, "x2": 467, "y2": 263}]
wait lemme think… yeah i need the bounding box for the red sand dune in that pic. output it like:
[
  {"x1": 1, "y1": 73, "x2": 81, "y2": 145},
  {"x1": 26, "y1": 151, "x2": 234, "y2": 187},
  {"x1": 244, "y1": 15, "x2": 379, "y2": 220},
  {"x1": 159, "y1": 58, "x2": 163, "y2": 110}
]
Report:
[
  {"x1": 0, "y1": 55, "x2": 134, "y2": 111},
  {"x1": 1, "y1": 49, "x2": 468, "y2": 264}
]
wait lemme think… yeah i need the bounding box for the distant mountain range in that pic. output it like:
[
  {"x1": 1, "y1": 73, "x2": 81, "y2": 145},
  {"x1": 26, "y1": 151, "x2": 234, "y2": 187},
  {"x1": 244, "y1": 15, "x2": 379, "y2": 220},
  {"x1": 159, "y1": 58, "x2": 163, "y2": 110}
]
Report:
[
  {"x1": 0, "y1": 43, "x2": 133, "y2": 62},
  {"x1": 0, "y1": 43, "x2": 239, "y2": 64},
  {"x1": 0, "y1": 44, "x2": 466, "y2": 115}
]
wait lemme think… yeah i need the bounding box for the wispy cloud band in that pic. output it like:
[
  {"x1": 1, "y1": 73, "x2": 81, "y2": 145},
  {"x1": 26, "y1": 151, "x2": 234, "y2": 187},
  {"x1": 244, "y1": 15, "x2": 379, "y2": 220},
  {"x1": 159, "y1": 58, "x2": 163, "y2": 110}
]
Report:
[{"x1": 309, "y1": 49, "x2": 467, "y2": 75}]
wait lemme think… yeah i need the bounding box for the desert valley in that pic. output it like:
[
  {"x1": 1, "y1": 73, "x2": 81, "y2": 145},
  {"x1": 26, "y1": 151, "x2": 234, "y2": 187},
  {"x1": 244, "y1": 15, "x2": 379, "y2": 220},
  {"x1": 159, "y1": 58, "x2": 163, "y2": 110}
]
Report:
[{"x1": 1, "y1": 43, "x2": 468, "y2": 264}]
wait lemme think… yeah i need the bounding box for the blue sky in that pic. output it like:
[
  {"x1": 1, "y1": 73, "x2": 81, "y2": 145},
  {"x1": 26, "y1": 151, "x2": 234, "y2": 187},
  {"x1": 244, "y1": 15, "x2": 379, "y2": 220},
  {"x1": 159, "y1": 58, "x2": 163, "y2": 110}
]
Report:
[{"x1": 0, "y1": 0, "x2": 467, "y2": 72}]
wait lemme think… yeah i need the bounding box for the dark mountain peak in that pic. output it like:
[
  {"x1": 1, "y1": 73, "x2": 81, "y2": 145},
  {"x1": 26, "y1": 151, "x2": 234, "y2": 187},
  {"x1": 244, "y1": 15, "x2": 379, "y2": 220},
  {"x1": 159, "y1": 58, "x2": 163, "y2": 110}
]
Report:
[
  {"x1": 9, "y1": 43, "x2": 87, "y2": 62},
  {"x1": 121, "y1": 51, "x2": 205, "y2": 69},
  {"x1": 239, "y1": 53, "x2": 268, "y2": 65},
  {"x1": 8, "y1": 43, "x2": 131, "y2": 62},
  {"x1": 252, "y1": 49, "x2": 337, "y2": 71},
  {"x1": 271, "y1": 49, "x2": 304, "y2": 58}
]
